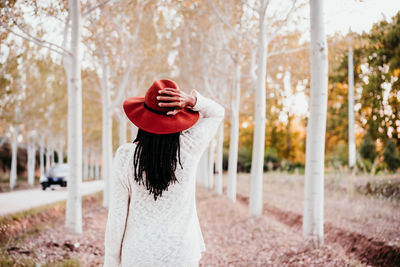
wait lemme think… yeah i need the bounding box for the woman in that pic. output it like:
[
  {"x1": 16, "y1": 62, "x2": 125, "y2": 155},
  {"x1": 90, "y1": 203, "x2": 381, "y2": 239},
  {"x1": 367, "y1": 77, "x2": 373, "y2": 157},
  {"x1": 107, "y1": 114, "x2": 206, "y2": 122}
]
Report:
[{"x1": 103, "y1": 79, "x2": 224, "y2": 267}]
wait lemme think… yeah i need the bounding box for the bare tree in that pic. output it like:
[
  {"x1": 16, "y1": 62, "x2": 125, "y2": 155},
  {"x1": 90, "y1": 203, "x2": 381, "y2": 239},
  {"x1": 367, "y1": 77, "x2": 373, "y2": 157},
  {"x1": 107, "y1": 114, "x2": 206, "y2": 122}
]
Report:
[
  {"x1": 302, "y1": 0, "x2": 329, "y2": 247},
  {"x1": 348, "y1": 31, "x2": 356, "y2": 169}
]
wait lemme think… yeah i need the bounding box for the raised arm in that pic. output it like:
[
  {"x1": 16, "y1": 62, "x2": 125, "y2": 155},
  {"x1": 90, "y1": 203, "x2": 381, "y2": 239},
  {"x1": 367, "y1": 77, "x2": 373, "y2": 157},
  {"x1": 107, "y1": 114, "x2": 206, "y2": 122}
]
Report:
[
  {"x1": 157, "y1": 87, "x2": 225, "y2": 156},
  {"x1": 103, "y1": 145, "x2": 131, "y2": 267}
]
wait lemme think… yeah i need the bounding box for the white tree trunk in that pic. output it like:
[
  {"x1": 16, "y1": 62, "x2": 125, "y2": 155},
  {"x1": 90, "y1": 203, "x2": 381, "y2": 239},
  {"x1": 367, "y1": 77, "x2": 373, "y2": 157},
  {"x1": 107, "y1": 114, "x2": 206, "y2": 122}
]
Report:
[
  {"x1": 89, "y1": 151, "x2": 94, "y2": 179},
  {"x1": 95, "y1": 156, "x2": 100, "y2": 180},
  {"x1": 27, "y1": 142, "x2": 36, "y2": 186},
  {"x1": 83, "y1": 149, "x2": 88, "y2": 180},
  {"x1": 302, "y1": 0, "x2": 328, "y2": 248},
  {"x1": 118, "y1": 114, "x2": 127, "y2": 146},
  {"x1": 10, "y1": 125, "x2": 18, "y2": 189},
  {"x1": 65, "y1": 0, "x2": 83, "y2": 234},
  {"x1": 57, "y1": 146, "x2": 63, "y2": 163},
  {"x1": 45, "y1": 147, "x2": 51, "y2": 174},
  {"x1": 101, "y1": 48, "x2": 113, "y2": 208},
  {"x1": 249, "y1": 3, "x2": 268, "y2": 216},
  {"x1": 40, "y1": 139, "x2": 45, "y2": 177},
  {"x1": 227, "y1": 61, "x2": 241, "y2": 201},
  {"x1": 207, "y1": 139, "x2": 215, "y2": 189},
  {"x1": 215, "y1": 123, "x2": 224, "y2": 195},
  {"x1": 50, "y1": 147, "x2": 54, "y2": 166},
  {"x1": 348, "y1": 36, "x2": 356, "y2": 169}
]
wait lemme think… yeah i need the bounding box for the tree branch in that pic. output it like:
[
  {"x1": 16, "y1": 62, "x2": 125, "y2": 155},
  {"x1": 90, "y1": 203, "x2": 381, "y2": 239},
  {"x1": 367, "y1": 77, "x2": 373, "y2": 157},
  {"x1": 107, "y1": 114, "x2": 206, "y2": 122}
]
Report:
[
  {"x1": 240, "y1": 0, "x2": 259, "y2": 13},
  {"x1": 0, "y1": 20, "x2": 69, "y2": 56},
  {"x1": 111, "y1": 63, "x2": 134, "y2": 108},
  {"x1": 205, "y1": 0, "x2": 241, "y2": 41},
  {"x1": 267, "y1": 39, "x2": 339, "y2": 58},
  {"x1": 82, "y1": 0, "x2": 113, "y2": 17},
  {"x1": 1, "y1": 0, "x2": 71, "y2": 56},
  {"x1": 268, "y1": 45, "x2": 308, "y2": 57},
  {"x1": 267, "y1": 0, "x2": 303, "y2": 42}
]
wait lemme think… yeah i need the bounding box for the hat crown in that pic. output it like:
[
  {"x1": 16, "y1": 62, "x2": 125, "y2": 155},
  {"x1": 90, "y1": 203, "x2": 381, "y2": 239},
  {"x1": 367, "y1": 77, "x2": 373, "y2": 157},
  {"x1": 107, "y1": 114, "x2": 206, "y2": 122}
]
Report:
[
  {"x1": 122, "y1": 78, "x2": 200, "y2": 134},
  {"x1": 144, "y1": 79, "x2": 178, "y2": 113}
]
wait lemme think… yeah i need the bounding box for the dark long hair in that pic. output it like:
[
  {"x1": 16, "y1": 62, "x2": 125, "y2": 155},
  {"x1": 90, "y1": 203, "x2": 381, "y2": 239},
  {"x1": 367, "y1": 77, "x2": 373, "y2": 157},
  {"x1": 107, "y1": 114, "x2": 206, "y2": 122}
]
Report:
[{"x1": 133, "y1": 129, "x2": 183, "y2": 200}]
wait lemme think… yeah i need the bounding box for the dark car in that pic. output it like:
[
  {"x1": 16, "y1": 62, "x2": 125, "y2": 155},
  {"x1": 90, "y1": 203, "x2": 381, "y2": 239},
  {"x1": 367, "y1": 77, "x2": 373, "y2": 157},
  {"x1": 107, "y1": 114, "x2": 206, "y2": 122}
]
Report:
[{"x1": 40, "y1": 164, "x2": 69, "y2": 190}]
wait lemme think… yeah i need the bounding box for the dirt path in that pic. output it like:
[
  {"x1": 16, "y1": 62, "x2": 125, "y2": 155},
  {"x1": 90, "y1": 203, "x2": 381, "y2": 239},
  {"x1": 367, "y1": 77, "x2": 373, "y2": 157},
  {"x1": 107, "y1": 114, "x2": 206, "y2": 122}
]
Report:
[
  {"x1": 196, "y1": 186, "x2": 356, "y2": 267},
  {"x1": 3, "y1": 184, "x2": 368, "y2": 266},
  {"x1": 232, "y1": 173, "x2": 400, "y2": 267}
]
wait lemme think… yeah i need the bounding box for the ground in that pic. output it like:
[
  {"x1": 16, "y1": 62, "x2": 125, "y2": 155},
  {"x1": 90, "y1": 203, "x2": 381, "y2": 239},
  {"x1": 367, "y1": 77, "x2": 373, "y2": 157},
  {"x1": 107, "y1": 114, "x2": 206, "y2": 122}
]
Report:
[{"x1": 1, "y1": 173, "x2": 399, "y2": 266}]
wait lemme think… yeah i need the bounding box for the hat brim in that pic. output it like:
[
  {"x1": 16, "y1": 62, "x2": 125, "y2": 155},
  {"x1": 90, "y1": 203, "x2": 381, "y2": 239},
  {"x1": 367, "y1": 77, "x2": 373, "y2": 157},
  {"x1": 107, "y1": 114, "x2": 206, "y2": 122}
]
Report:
[{"x1": 123, "y1": 96, "x2": 200, "y2": 134}]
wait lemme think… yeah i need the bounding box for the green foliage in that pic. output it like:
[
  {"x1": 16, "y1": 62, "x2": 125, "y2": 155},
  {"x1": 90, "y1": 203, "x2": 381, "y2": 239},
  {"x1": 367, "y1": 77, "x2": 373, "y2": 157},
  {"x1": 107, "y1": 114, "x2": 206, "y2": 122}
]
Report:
[
  {"x1": 358, "y1": 12, "x2": 400, "y2": 144},
  {"x1": 327, "y1": 141, "x2": 348, "y2": 168},
  {"x1": 383, "y1": 139, "x2": 400, "y2": 172},
  {"x1": 359, "y1": 133, "x2": 377, "y2": 163},
  {"x1": 263, "y1": 147, "x2": 281, "y2": 171},
  {"x1": 280, "y1": 160, "x2": 305, "y2": 174},
  {"x1": 264, "y1": 147, "x2": 280, "y2": 163},
  {"x1": 327, "y1": 11, "x2": 400, "y2": 170},
  {"x1": 237, "y1": 147, "x2": 252, "y2": 173},
  {"x1": 358, "y1": 157, "x2": 374, "y2": 173}
]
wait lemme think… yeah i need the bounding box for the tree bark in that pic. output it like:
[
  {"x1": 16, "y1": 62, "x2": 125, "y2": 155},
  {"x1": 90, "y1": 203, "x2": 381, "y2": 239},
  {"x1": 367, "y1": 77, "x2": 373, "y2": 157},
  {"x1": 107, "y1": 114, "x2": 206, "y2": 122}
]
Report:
[
  {"x1": 65, "y1": 0, "x2": 83, "y2": 234},
  {"x1": 227, "y1": 60, "x2": 241, "y2": 201},
  {"x1": 95, "y1": 156, "x2": 100, "y2": 180},
  {"x1": 40, "y1": 139, "x2": 45, "y2": 177},
  {"x1": 207, "y1": 139, "x2": 215, "y2": 189},
  {"x1": 45, "y1": 146, "x2": 51, "y2": 174},
  {"x1": 10, "y1": 125, "x2": 18, "y2": 189},
  {"x1": 27, "y1": 142, "x2": 36, "y2": 186},
  {"x1": 100, "y1": 47, "x2": 113, "y2": 208},
  {"x1": 83, "y1": 149, "x2": 88, "y2": 180},
  {"x1": 249, "y1": 1, "x2": 268, "y2": 216},
  {"x1": 89, "y1": 151, "x2": 94, "y2": 179},
  {"x1": 348, "y1": 35, "x2": 356, "y2": 169},
  {"x1": 118, "y1": 113, "x2": 127, "y2": 146},
  {"x1": 302, "y1": 0, "x2": 328, "y2": 248},
  {"x1": 50, "y1": 147, "x2": 54, "y2": 166},
  {"x1": 57, "y1": 146, "x2": 63, "y2": 163},
  {"x1": 215, "y1": 123, "x2": 224, "y2": 195}
]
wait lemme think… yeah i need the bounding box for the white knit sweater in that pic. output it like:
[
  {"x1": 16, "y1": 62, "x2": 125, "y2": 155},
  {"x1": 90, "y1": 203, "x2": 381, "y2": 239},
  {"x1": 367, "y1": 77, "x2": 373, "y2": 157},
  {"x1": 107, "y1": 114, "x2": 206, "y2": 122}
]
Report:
[{"x1": 103, "y1": 91, "x2": 225, "y2": 267}]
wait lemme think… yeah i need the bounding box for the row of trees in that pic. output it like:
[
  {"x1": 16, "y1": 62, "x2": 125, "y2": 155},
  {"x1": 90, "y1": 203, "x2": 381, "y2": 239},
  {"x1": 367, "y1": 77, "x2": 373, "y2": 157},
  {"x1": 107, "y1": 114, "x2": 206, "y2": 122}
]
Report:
[{"x1": 1, "y1": 0, "x2": 399, "y2": 247}]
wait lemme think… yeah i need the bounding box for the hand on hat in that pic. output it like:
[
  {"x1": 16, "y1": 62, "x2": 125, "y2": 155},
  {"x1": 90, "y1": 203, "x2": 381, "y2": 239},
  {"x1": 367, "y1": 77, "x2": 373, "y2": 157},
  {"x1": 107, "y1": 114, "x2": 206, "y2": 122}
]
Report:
[{"x1": 157, "y1": 88, "x2": 197, "y2": 116}]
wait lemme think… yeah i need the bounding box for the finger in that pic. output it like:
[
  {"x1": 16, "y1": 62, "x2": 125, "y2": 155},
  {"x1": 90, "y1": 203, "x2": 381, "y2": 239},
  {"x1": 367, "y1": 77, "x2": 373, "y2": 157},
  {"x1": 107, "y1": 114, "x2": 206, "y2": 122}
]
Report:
[
  {"x1": 166, "y1": 110, "x2": 177, "y2": 116},
  {"x1": 158, "y1": 88, "x2": 180, "y2": 96},
  {"x1": 158, "y1": 101, "x2": 184, "y2": 108},
  {"x1": 159, "y1": 88, "x2": 180, "y2": 96},
  {"x1": 156, "y1": 96, "x2": 181, "y2": 101},
  {"x1": 167, "y1": 109, "x2": 182, "y2": 116}
]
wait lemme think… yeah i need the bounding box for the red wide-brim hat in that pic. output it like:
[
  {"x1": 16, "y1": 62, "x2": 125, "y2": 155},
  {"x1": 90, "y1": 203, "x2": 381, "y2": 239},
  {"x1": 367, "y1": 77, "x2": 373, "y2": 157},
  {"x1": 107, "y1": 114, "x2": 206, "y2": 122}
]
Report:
[{"x1": 123, "y1": 79, "x2": 200, "y2": 134}]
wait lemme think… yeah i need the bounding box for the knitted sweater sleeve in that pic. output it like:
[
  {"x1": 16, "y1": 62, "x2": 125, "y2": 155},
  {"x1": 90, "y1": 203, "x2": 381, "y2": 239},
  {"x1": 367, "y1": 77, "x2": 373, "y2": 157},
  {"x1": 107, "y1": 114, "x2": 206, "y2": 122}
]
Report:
[
  {"x1": 103, "y1": 145, "x2": 131, "y2": 267},
  {"x1": 181, "y1": 90, "x2": 225, "y2": 156}
]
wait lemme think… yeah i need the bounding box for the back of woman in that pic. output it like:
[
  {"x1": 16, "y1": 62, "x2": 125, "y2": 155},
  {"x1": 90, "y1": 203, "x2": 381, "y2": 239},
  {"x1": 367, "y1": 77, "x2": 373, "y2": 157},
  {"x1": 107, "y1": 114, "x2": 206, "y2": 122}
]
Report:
[{"x1": 103, "y1": 79, "x2": 224, "y2": 267}]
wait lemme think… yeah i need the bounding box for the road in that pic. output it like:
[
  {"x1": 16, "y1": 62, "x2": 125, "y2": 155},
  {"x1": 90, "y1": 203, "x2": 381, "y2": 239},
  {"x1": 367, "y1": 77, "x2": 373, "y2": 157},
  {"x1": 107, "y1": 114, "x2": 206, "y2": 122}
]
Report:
[{"x1": 0, "y1": 180, "x2": 104, "y2": 217}]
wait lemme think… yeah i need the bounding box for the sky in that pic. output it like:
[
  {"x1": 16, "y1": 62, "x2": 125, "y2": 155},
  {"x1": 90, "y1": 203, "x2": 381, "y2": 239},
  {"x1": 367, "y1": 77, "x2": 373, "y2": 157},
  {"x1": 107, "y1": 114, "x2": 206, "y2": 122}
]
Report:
[{"x1": 324, "y1": 0, "x2": 400, "y2": 35}]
